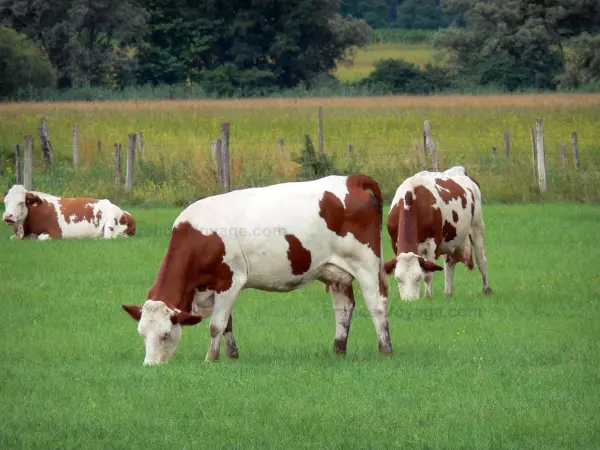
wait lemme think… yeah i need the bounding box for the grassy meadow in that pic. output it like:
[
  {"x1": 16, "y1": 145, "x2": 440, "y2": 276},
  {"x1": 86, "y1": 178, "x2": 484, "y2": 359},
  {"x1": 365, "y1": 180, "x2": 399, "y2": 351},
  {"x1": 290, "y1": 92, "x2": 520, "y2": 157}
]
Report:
[
  {"x1": 333, "y1": 43, "x2": 436, "y2": 81},
  {"x1": 1, "y1": 93, "x2": 600, "y2": 206},
  {"x1": 1, "y1": 203, "x2": 599, "y2": 449}
]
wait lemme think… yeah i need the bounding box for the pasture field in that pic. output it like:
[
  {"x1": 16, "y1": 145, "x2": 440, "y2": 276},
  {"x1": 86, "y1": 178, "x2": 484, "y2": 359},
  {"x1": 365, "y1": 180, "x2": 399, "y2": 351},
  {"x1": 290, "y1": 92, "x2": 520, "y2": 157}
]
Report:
[
  {"x1": 333, "y1": 43, "x2": 436, "y2": 81},
  {"x1": 1, "y1": 94, "x2": 600, "y2": 205},
  {"x1": 1, "y1": 203, "x2": 599, "y2": 449}
]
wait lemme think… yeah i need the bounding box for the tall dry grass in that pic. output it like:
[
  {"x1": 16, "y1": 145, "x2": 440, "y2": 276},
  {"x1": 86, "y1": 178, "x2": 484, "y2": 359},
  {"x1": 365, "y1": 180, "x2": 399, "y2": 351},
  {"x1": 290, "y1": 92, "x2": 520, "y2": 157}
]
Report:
[{"x1": 1, "y1": 93, "x2": 600, "y2": 206}]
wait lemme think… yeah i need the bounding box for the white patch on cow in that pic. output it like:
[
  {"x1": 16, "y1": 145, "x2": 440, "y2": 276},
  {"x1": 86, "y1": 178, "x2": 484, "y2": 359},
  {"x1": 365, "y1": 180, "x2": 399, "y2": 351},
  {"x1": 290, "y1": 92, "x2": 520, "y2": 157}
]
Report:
[
  {"x1": 37, "y1": 233, "x2": 51, "y2": 241},
  {"x1": 394, "y1": 253, "x2": 423, "y2": 300},
  {"x1": 137, "y1": 300, "x2": 183, "y2": 366}
]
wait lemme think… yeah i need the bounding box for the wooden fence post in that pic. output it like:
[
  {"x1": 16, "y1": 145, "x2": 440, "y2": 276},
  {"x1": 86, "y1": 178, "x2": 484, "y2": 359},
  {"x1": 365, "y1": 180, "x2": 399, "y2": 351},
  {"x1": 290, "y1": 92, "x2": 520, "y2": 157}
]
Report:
[
  {"x1": 38, "y1": 116, "x2": 53, "y2": 170},
  {"x1": 317, "y1": 106, "x2": 324, "y2": 156},
  {"x1": 220, "y1": 122, "x2": 231, "y2": 192},
  {"x1": 137, "y1": 131, "x2": 144, "y2": 162},
  {"x1": 530, "y1": 126, "x2": 537, "y2": 179},
  {"x1": 23, "y1": 135, "x2": 33, "y2": 190},
  {"x1": 125, "y1": 133, "x2": 136, "y2": 193},
  {"x1": 536, "y1": 119, "x2": 547, "y2": 193},
  {"x1": 424, "y1": 120, "x2": 439, "y2": 171},
  {"x1": 114, "y1": 143, "x2": 122, "y2": 190},
  {"x1": 560, "y1": 144, "x2": 567, "y2": 169},
  {"x1": 210, "y1": 140, "x2": 218, "y2": 162},
  {"x1": 278, "y1": 138, "x2": 285, "y2": 153},
  {"x1": 0, "y1": 153, "x2": 4, "y2": 176},
  {"x1": 422, "y1": 131, "x2": 428, "y2": 169},
  {"x1": 72, "y1": 124, "x2": 79, "y2": 167},
  {"x1": 492, "y1": 146, "x2": 497, "y2": 164},
  {"x1": 215, "y1": 140, "x2": 224, "y2": 188},
  {"x1": 97, "y1": 140, "x2": 102, "y2": 154},
  {"x1": 571, "y1": 132, "x2": 580, "y2": 171},
  {"x1": 347, "y1": 143, "x2": 354, "y2": 155},
  {"x1": 503, "y1": 131, "x2": 510, "y2": 158},
  {"x1": 14, "y1": 144, "x2": 21, "y2": 185}
]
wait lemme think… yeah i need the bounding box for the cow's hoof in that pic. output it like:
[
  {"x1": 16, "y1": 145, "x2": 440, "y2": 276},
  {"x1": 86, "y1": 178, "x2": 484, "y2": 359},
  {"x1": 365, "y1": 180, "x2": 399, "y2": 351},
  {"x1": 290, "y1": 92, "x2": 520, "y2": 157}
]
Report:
[
  {"x1": 226, "y1": 347, "x2": 239, "y2": 359},
  {"x1": 483, "y1": 286, "x2": 493, "y2": 295},
  {"x1": 378, "y1": 344, "x2": 393, "y2": 357},
  {"x1": 445, "y1": 292, "x2": 453, "y2": 297}
]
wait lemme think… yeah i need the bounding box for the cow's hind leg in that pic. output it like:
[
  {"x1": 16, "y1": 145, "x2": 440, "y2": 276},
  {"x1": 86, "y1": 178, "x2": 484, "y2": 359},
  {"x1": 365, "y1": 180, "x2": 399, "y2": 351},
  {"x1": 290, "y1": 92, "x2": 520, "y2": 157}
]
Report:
[
  {"x1": 470, "y1": 230, "x2": 492, "y2": 295},
  {"x1": 444, "y1": 255, "x2": 457, "y2": 297},
  {"x1": 204, "y1": 276, "x2": 246, "y2": 362},
  {"x1": 224, "y1": 315, "x2": 239, "y2": 359},
  {"x1": 354, "y1": 267, "x2": 392, "y2": 356},
  {"x1": 330, "y1": 282, "x2": 355, "y2": 355},
  {"x1": 423, "y1": 272, "x2": 434, "y2": 298}
]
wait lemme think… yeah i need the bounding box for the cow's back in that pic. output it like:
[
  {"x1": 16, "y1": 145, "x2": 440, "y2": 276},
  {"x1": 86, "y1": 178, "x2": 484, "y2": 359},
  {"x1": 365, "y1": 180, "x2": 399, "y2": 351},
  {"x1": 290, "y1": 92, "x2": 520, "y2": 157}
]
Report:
[{"x1": 174, "y1": 175, "x2": 383, "y2": 290}]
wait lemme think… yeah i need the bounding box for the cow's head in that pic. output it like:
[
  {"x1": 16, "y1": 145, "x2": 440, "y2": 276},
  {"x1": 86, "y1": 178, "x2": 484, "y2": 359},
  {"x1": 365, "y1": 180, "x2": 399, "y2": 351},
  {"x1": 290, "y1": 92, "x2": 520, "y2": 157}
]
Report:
[
  {"x1": 122, "y1": 300, "x2": 203, "y2": 365},
  {"x1": 393, "y1": 252, "x2": 443, "y2": 300},
  {"x1": 119, "y1": 211, "x2": 136, "y2": 236},
  {"x1": 3, "y1": 185, "x2": 42, "y2": 226}
]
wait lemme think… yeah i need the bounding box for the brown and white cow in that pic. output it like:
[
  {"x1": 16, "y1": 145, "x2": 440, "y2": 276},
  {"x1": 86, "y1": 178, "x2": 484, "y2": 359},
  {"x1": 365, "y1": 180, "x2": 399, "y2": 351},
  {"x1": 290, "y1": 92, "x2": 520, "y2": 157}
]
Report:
[
  {"x1": 122, "y1": 174, "x2": 392, "y2": 365},
  {"x1": 2, "y1": 185, "x2": 136, "y2": 240},
  {"x1": 384, "y1": 166, "x2": 492, "y2": 300}
]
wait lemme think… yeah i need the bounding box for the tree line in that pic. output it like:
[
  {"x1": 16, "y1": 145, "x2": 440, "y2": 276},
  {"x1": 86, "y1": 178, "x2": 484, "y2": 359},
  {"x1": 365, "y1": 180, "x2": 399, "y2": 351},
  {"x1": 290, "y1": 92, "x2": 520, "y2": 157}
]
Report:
[{"x1": 0, "y1": 0, "x2": 599, "y2": 100}]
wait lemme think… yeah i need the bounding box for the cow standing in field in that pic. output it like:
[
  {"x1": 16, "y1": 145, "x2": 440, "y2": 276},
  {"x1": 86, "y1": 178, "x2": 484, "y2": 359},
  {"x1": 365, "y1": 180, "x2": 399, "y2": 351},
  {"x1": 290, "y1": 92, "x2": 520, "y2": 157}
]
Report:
[
  {"x1": 385, "y1": 166, "x2": 492, "y2": 300},
  {"x1": 122, "y1": 174, "x2": 392, "y2": 365},
  {"x1": 2, "y1": 185, "x2": 136, "y2": 240}
]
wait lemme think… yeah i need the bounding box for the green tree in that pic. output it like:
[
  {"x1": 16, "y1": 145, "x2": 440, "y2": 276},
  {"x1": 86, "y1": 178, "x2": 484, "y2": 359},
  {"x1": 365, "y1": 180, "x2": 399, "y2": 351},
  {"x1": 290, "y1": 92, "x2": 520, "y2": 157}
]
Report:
[
  {"x1": 559, "y1": 32, "x2": 600, "y2": 88},
  {"x1": 137, "y1": 0, "x2": 371, "y2": 92},
  {"x1": 0, "y1": 0, "x2": 148, "y2": 87},
  {"x1": 0, "y1": 27, "x2": 56, "y2": 97}
]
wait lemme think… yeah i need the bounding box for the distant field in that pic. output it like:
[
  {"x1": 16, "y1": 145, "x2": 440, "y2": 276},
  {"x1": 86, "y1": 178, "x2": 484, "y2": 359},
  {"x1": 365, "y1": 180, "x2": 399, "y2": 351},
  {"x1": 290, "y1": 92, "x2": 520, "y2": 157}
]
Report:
[
  {"x1": 1, "y1": 93, "x2": 600, "y2": 205},
  {"x1": 334, "y1": 43, "x2": 436, "y2": 81},
  {"x1": 1, "y1": 204, "x2": 599, "y2": 448}
]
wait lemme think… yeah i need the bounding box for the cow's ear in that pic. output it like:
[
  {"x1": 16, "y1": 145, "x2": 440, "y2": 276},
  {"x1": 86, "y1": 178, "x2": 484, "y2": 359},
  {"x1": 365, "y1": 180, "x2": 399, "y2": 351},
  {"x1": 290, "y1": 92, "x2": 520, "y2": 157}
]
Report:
[
  {"x1": 24, "y1": 193, "x2": 42, "y2": 207},
  {"x1": 418, "y1": 257, "x2": 443, "y2": 273},
  {"x1": 122, "y1": 304, "x2": 143, "y2": 321},
  {"x1": 170, "y1": 311, "x2": 203, "y2": 326},
  {"x1": 384, "y1": 257, "x2": 397, "y2": 274}
]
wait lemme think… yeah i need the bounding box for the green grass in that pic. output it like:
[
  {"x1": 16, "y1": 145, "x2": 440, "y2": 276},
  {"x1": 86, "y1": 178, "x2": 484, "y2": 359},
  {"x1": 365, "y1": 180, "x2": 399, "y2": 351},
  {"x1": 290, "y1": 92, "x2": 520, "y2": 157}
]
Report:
[
  {"x1": 334, "y1": 43, "x2": 436, "y2": 81},
  {"x1": 1, "y1": 203, "x2": 599, "y2": 449}
]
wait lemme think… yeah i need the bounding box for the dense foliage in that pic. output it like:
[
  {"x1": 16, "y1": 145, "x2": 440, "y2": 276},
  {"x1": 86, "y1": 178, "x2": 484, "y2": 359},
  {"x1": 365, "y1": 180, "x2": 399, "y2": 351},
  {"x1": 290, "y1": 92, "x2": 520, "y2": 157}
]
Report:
[{"x1": 0, "y1": 0, "x2": 599, "y2": 99}]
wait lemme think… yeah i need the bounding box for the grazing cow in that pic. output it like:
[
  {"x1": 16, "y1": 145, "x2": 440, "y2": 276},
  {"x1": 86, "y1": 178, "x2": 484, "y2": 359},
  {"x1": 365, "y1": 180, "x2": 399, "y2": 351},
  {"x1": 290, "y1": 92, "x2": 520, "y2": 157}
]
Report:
[
  {"x1": 2, "y1": 185, "x2": 136, "y2": 240},
  {"x1": 122, "y1": 174, "x2": 392, "y2": 365},
  {"x1": 384, "y1": 166, "x2": 492, "y2": 300}
]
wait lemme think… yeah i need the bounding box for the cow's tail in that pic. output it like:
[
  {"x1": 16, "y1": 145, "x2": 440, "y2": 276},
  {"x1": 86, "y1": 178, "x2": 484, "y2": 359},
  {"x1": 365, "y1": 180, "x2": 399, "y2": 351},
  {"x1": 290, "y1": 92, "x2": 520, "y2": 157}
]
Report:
[
  {"x1": 466, "y1": 233, "x2": 476, "y2": 271},
  {"x1": 348, "y1": 174, "x2": 388, "y2": 286}
]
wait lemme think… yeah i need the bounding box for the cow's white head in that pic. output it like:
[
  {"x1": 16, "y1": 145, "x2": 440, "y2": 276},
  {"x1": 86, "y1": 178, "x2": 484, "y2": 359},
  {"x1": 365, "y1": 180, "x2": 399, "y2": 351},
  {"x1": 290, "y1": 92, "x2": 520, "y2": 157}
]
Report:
[
  {"x1": 393, "y1": 252, "x2": 443, "y2": 300},
  {"x1": 122, "y1": 300, "x2": 203, "y2": 366},
  {"x1": 2, "y1": 185, "x2": 42, "y2": 226}
]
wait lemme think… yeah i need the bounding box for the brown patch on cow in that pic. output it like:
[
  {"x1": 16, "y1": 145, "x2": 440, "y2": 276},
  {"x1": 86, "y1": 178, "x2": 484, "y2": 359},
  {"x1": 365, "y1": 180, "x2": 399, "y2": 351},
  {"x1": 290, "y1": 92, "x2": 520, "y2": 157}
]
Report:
[
  {"x1": 452, "y1": 210, "x2": 459, "y2": 222},
  {"x1": 108, "y1": 226, "x2": 114, "y2": 232},
  {"x1": 404, "y1": 191, "x2": 413, "y2": 208},
  {"x1": 442, "y1": 220, "x2": 457, "y2": 242},
  {"x1": 284, "y1": 234, "x2": 312, "y2": 275},
  {"x1": 209, "y1": 323, "x2": 220, "y2": 338},
  {"x1": 21, "y1": 196, "x2": 63, "y2": 238},
  {"x1": 146, "y1": 221, "x2": 234, "y2": 314},
  {"x1": 468, "y1": 189, "x2": 476, "y2": 219},
  {"x1": 59, "y1": 198, "x2": 99, "y2": 224},
  {"x1": 386, "y1": 203, "x2": 400, "y2": 256},
  {"x1": 120, "y1": 212, "x2": 136, "y2": 236},
  {"x1": 95, "y1": 210, "x2": 102, "y2": 225},
  {"x1": 318, "y1": 174, "x2": 384, "y2": 258},
  {"x1": 434, "y1": 178, "x2": 467, "y2": 208}
]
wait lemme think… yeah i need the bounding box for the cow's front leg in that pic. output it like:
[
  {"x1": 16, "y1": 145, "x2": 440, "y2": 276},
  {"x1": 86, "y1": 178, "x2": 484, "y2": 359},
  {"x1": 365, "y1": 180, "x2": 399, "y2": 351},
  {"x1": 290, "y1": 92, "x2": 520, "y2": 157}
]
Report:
[
  {"x1": 10, "y1": 224, "x2": 25, "y2": 240},
  {"x1": 444, "y1": 255, "x2": 457, "y2": 297},
  {"x1": 330, "y1": 282, "x2": 355, "y2": 355},
  {"x1": 205, "y1": 276, "x2": 245, "y2": 362}
]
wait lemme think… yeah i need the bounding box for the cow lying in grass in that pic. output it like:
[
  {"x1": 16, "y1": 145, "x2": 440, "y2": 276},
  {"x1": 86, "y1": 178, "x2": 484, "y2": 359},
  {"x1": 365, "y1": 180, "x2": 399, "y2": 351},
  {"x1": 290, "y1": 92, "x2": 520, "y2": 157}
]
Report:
[
  {"x1": 2, "y1": 185, "x2": 135, "y2": 240},
  {"x1": 385, "y1": 166, "x2": 492, "y2": 300},
  {"x1": 122, "y1": 174, "x2": 392, "y2": 365}
]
